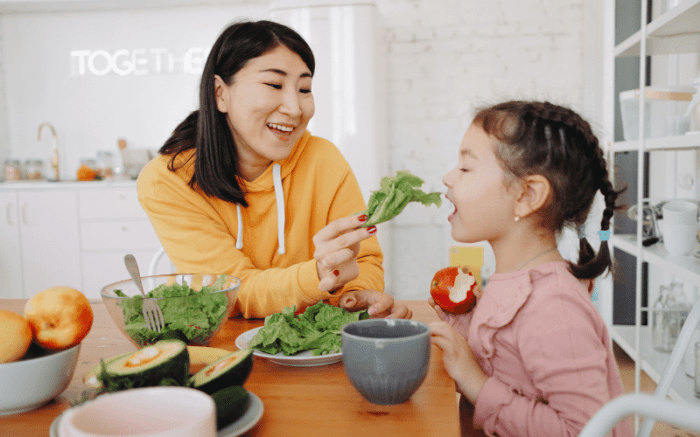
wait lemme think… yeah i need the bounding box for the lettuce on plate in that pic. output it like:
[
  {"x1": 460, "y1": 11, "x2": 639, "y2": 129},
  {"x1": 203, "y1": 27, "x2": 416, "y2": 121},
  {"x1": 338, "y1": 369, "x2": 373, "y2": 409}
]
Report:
[
  {"x1": 362, "y1": 170, "x2": 442, "y2": 227},
  {"x1": 248, "y1": 302, "x2": 368, "y2": 356}
]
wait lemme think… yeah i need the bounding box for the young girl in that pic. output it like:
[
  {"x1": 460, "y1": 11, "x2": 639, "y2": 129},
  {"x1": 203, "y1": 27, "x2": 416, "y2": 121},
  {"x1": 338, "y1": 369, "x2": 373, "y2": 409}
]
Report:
[{"x1": 430, "y1": 100, "x2": 633, "y2": 436}]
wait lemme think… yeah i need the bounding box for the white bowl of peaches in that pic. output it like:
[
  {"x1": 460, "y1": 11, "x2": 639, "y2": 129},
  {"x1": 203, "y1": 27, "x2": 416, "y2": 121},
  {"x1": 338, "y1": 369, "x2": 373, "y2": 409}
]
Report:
[{"x1": 0, "y1": 286, "x2": 93, "y2": 415}]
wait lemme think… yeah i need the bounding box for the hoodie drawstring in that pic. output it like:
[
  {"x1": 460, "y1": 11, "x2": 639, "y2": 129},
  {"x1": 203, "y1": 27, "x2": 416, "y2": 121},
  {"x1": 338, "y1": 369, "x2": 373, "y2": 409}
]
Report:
[
  {"x1": 273, "y1": 163, "x2": 286, "y2": 255},
  {"x1": 234, "y1": 163, "x2": 286, "y2": 255},
  {"x1": 235, "y1": 204, "x2": 243, "y2": 250}
]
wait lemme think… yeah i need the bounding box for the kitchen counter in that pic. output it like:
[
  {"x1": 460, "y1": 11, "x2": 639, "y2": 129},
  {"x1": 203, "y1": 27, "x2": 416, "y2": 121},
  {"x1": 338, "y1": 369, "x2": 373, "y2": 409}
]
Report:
[{"x1": 0, "y1": 179, "x2": 137, "y2": 190}]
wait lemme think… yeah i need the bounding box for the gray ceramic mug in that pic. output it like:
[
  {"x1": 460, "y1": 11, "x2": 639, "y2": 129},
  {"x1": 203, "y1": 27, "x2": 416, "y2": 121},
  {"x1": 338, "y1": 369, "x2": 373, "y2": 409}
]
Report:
[{"x1": 341, "y1": 319, "x2": 430, "y2": 405}]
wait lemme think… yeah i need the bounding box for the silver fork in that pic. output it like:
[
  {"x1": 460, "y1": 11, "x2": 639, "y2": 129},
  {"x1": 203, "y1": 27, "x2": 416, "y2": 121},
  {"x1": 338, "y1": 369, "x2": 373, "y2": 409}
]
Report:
[{"x1": 124, "y1": 254, "x2": 165, "y2": 332}]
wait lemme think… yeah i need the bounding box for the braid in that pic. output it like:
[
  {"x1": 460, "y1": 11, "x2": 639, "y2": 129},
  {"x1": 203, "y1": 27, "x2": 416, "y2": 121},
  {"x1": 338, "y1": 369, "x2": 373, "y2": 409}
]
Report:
[
  {"x1": 475, "y1": 100, "x2": 626, "y2": 283},
  {"x1": 569, "y1": 149, "x2": 624, "y2": 281}
]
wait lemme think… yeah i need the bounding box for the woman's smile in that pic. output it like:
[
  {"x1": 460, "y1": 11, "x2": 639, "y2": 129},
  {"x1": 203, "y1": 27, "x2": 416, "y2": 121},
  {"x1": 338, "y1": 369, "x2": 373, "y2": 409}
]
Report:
[{"x1": 266, "y1": 122, "x2": 296, "y2": 140}]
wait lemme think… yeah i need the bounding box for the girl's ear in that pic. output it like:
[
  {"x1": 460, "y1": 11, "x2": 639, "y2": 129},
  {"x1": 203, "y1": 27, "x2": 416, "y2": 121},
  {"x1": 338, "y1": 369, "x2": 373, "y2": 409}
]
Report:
[
  {"x1": 513, "y1": 174, "x2": 551, "y2": 219},
  {"x1": 214, "y1": 75, "x2": 229, "y2": 113}
]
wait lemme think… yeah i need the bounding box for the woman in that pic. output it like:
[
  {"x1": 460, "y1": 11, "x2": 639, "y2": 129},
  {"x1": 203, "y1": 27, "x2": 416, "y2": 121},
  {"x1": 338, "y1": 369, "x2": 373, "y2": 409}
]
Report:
[{"x1": 138, "y1": 20, "x2": 410, "y2": 319}]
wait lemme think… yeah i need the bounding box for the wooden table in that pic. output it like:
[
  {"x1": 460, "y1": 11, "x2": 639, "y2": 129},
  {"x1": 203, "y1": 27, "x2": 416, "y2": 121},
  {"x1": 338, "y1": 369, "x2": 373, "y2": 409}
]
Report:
[{"x1": 0, "y1": 300, "x2": 460, "y2": 436}]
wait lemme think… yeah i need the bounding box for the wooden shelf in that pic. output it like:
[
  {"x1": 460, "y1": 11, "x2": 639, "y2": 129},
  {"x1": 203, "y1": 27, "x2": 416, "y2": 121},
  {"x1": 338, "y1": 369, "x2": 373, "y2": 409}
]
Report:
[
  {"x1": 614, "y1": 0, "x2": 700, "y2": 57},
  {"x1": 611, "y1": 325, "x2": 700, "y2": 404}
]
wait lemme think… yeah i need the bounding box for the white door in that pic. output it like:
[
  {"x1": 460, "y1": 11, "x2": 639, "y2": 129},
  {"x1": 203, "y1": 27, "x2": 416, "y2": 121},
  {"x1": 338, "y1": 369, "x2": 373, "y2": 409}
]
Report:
[
  {"x1": 0, "y1": 190, "x2": 24, "y2": 298},
  {"x1": 18, "y1": 189, "x2": 82, "y2": 297}
]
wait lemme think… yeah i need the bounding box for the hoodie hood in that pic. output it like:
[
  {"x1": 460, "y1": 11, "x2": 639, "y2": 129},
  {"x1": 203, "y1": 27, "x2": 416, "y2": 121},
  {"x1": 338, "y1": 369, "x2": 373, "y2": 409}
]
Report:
[{"x1": 235, "y1": 130, "x2": 312, "y2": 255}]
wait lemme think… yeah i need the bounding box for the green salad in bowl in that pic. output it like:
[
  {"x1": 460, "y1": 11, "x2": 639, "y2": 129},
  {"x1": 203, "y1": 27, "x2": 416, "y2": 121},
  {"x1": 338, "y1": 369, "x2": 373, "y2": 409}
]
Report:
[{"x1": 101, "y1": 273, "x2": 241, "y2": 347}]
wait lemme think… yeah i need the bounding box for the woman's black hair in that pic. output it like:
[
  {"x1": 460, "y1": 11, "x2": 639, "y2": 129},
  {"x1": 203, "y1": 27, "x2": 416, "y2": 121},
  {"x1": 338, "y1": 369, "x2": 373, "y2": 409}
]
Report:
[
  {"x1": 473, "y1": 100, "x2": 625, "y2": 281},
  {"x1": 159, "y1": 20, "x2": 315, "y2": 206}
]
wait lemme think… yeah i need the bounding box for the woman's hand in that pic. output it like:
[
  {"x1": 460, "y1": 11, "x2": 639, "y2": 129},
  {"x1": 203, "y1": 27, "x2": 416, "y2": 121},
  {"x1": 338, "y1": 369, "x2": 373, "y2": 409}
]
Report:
[
  {"x1": 313, "y1": 214, "x2": 377, "y2": 292},
  {"x1": 429, "y1": 321, "x2": 488, "y2": 404},
  {"x1": 339, "y1": 289, "x2": 412, "y2": 319}
]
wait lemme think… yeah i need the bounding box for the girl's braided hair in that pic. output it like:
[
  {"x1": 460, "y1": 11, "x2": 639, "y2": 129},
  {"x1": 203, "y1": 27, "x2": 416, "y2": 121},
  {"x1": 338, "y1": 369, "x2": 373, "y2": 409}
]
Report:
[{"x1": 473, "y1": 100, "x2": 624, "y2": 280}]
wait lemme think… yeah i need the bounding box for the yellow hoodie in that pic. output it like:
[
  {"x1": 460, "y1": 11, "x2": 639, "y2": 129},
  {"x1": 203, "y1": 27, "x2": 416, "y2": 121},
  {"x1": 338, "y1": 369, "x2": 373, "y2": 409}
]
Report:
[{"x1": 137, "y1": 131, "x2": 384, "y2": 318}]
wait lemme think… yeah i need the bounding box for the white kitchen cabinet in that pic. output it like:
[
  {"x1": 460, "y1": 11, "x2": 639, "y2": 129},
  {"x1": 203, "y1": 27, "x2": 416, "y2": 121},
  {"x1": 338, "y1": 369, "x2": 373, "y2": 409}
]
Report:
[
  {"x1": 17, "y1": 188, "x2": 81, "y2": 296},
  {"x1": 0, "y1": 182, "x2": 162, "y2": 300},
  {"x1": 78, "y1": 187, "x2": 161, "y2": 299},
  {"x1": 0, "y1": 190, "x2": 23, "y2": 297},
  {"x1": 604, "y1": 0, "x2": 700, "y2": 405}
]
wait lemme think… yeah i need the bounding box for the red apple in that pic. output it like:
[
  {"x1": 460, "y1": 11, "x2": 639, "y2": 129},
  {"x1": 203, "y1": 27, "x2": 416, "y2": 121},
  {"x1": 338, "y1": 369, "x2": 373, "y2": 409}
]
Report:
[
  {"x1": 24, "y1": 286, "x2": 93, "y2": 351},
  {"x1": 430, "y1": 267, "x2": 477, "y2": 314}
]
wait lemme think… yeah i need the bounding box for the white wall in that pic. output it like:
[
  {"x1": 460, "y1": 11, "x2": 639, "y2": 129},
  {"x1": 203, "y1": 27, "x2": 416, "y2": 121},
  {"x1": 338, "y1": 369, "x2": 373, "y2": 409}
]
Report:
[
  {"x1": 0, "y1": 0, "x2": 598, "y2": 300},
  {"x1": 376, "y1": 0, "x2": 595, "y2": 298},
  {"x1": 1, "y1": 3, "x2": 269, "y2": 180}
]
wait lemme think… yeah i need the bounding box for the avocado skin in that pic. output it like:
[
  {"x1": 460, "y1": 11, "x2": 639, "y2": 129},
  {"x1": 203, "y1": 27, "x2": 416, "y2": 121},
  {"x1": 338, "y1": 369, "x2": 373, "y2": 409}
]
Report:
[
  {"x1": 100, "y1": 340, "x2": 190, "y2": 390},
  {"x1": 189, "y1": 348, "x2": 254, "y2": 395},
  {"x1": 211, "y1": 385, "x2": 250, "y2": 430}
]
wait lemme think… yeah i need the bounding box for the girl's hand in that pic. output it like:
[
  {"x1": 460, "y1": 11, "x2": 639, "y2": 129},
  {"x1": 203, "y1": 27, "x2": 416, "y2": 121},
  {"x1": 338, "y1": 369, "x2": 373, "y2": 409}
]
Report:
[
  {"x1": 428, "y1": 296, "x2": 476, "y2": 338},
  {"x1": 339, "y1": 289, "x2": 413, "y2": 319},
  {"x1": 313, "y1": 214, "x2": 377, "y2": 292},
  {"x1": 429, "y1": 321, "x2": 488, "y2": 404}
]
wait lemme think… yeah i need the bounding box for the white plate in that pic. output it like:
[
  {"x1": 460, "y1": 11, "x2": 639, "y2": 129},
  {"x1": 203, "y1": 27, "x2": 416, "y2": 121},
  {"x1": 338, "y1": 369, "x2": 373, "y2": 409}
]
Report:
[
  {"x1": 50, "y1": 392, "x2": 263, "y2": 437},
  {"x1": 235, "y1": 327, "x2": 343, "y2": 367}
]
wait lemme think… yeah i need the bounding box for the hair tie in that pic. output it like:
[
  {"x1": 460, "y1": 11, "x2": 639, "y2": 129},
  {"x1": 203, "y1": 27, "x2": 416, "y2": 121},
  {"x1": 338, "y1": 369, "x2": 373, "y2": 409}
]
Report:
[{"x1": 598, "y1": 230, "x2": 610, "y2": 241}]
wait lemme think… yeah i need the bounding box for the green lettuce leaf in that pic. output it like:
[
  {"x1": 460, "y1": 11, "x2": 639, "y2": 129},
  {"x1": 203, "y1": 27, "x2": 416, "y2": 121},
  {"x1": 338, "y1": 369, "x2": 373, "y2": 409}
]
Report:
[
  {"x1": 248, "y1": 301, "x2": 369, "y2": 356},
  {"x1": 362, "y1": 170, "x2": 442, "y2": 227}
]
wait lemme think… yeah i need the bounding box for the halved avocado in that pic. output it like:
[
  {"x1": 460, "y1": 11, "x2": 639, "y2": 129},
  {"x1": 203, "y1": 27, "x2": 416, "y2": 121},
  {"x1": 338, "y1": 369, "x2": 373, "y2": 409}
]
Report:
[
  {"x1": 189, "y1": 348, "x2": 254, "y2": 395},
  {"x1": 99, "y1": 339, "x2": 189, "y2": 390},
  {"x1": 211, "y1": 385, "x2": 250, "y2": 430},
  {"x1": 83, "y1": 350, "x2": 133, "y2": 388}
]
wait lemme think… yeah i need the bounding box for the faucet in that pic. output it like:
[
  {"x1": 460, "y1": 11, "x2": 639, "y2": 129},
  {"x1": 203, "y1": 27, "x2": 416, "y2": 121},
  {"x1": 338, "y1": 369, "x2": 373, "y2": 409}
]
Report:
[{"x1": 38, "y1": 122, "x2": 59, "y2": 181}]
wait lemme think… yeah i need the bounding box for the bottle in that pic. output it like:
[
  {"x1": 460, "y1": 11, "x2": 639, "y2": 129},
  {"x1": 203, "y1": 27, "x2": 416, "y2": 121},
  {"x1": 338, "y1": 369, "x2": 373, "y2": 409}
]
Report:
[
  {"x1": 652, "y1": 280, "x2": 692, "y2": 353},
  {"x1": 4, "y1": 159, "x2": 22, "y2": 181}
]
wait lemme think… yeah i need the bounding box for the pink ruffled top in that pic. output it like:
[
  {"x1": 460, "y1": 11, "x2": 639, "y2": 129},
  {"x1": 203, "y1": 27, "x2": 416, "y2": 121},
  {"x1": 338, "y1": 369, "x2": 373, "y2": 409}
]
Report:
[{"x1": 468, "y1": 262, "x2": 633, "y2": 437}]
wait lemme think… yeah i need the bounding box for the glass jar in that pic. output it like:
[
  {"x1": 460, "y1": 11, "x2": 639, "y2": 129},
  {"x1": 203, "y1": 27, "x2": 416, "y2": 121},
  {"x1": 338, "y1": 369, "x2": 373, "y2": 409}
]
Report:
[
  {"x1": 652, "y1": 281, "x2": 691, "y2": 353},
  {"x1": 76, "y1": 158, "x2": 97, "y2": 181},
  {"x1": 96, "y1": 151, "x2": 114, "y2": 179},
  {"x1": 24, "y1": 159, "x2": 43, "y2": 181},
  {"x1": 4, "y1": 159, "x2": 22, "y2": 181}
]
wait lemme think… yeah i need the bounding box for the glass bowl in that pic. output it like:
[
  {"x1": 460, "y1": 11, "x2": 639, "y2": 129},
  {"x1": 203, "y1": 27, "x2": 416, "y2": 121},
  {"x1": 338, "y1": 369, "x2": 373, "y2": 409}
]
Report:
[{"x1": 101, "y1": 273, "x2": 241, "y2": 348}]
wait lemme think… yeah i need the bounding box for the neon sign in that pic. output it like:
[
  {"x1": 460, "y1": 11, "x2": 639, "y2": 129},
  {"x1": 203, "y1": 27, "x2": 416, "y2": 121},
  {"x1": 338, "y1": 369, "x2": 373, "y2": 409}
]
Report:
[{"x1": 70, "y1": 47, "x2": 209, "y2": 76}]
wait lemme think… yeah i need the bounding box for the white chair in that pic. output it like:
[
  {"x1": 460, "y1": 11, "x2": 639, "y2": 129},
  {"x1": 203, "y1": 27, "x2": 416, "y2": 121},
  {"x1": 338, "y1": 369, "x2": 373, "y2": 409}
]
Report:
[
  {"x1": 582, "y1": 297, "x2": 700, "y2": 437},
  {"x1": 148, "y1": 247, "x2": 174, "y2": 277},
  {"x1": 578, "y1": 393, "x2": 700, "y2": 437},
  {"x1": 635, "y1": 297, "x2": 700, "y2": 437}
]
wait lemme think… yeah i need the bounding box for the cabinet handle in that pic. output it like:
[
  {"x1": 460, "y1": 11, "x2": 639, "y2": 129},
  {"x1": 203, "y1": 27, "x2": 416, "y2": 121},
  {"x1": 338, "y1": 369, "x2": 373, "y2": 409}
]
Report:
[
  {"x1": 21, "y1": 202, "x2": 28, "y2": 225},
  {"x1": 6, "y1": 203, "x2": 13, "y2": 226}
]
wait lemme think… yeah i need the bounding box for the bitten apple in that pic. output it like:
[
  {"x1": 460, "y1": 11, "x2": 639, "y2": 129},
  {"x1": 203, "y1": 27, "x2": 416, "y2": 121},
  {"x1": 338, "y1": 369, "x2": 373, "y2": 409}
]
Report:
[
  {"x1": 24, "y1": 286, "x2": 93, "y2": 351},
  {"x1": 430, "y1": 267, "x2": 477, "y2": 314}
]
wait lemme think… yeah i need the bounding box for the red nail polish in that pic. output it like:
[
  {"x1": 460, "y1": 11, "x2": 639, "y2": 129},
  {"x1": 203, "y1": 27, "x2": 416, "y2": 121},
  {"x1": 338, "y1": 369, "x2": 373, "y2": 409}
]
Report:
[
  {"x1": 333, "y1": 270, "x2": 340, "y2": 276},
  {"x1": 367, "y1": 226, "x2": 377, "y2": 234},
  {"x1": 358, "y1": 214, "x2": 368, "y2": 222}
]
